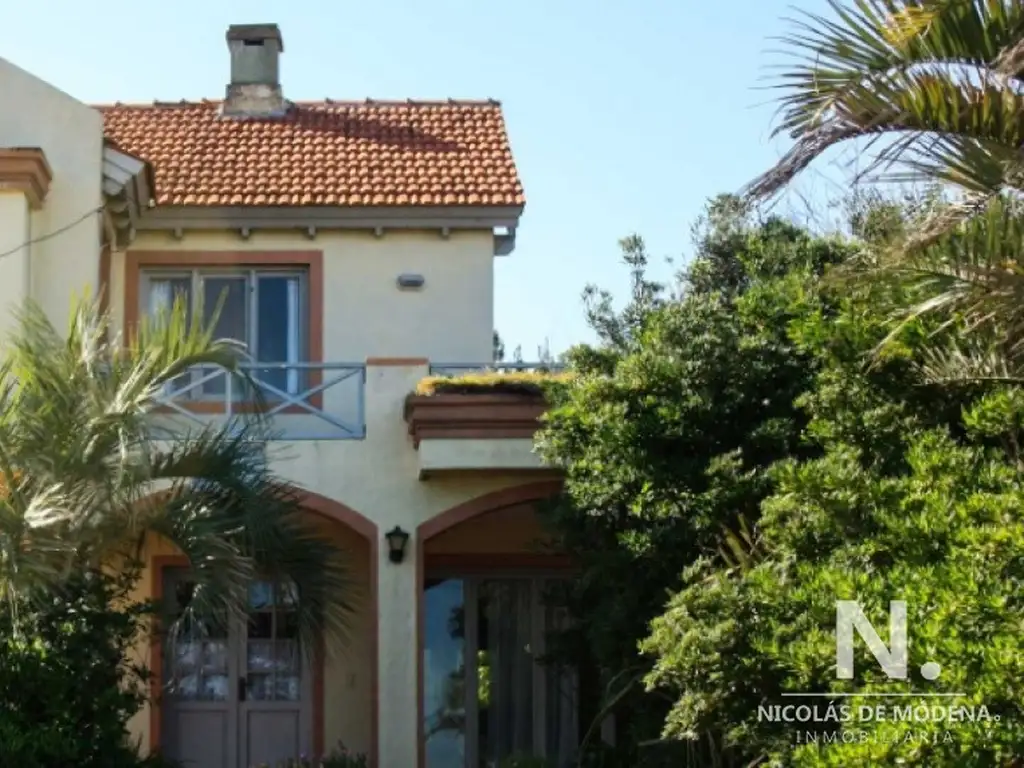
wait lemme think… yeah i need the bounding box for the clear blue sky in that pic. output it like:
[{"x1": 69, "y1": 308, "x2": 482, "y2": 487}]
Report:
[{"x1": 2, "y1": 0, "x2": 843, "y2": 359}]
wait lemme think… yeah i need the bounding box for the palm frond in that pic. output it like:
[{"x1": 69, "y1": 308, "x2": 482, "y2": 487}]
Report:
[
  {"x1": 144, "y1": 429, "x2": 357, "y2": 656},
  {"x1": 915, "y1": 332, "x2": 1024, "y2": 386},
  {"x1": 0, "y1": 295, "x2": 355, "y2": 649},
  {"x1": 747, "y1": 0, "x2": 1024, "y2": 202}
]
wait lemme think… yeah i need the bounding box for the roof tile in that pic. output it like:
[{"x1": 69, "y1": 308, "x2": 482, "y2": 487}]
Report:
[{"x1": 98, "y1": 100, "x2": 524, "y2": 208}]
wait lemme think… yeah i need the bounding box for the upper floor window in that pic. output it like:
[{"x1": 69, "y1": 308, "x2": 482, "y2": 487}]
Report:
[{"x1": 142, "y1": 267, "x2": 307, "y2": 397}]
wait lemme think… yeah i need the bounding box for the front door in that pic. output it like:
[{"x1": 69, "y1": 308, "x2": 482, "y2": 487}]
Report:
[{"x1": 161, "y1": 571, "x2": 313, "y2": 768}]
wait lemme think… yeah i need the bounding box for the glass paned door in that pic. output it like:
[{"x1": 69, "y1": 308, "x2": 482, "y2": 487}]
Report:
[
  {"x1": 424, "y1": 578, "x2": 468, "y2": 767},
  {"x1": 165, "y1": 580, "x2": 232, "y2": 701},
  {"x1": 243, "y1": 580, "x2": 301, "y2": 702},
  {"x1": 423, "y1": 576, "x2": 579, "y2": 768},
  {"x1": 239, "y1": 579, "x2": 308, "y2": 768},
  {"x1": 162, "y1": 575, "x2": 238, "y2": 768},
  {"x1": 161, "y1": 572, "x2": 310, "y2": 768}
]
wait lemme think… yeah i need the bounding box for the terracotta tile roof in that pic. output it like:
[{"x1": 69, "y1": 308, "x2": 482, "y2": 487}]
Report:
[{"x1": 97, "y1": 100, "x2": 524, "y2": 208}]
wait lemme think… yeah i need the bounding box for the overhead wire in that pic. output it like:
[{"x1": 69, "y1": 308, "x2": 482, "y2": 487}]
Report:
[{"x1": 0, "y1": 206, "x2": 104, "y2": 261}]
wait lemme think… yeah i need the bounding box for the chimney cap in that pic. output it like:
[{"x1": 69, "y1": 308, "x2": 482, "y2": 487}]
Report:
[{"x1": 226, "y1": 23, "x2": 284, "y2": 51}]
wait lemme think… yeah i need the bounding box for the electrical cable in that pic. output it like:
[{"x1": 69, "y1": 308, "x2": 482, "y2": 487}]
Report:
[{"x1": 0, "y1": 206, "x2": 104, "y2": 261}]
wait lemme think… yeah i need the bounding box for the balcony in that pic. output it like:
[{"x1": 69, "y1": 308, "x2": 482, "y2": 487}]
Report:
[
  {"x1": 404, "y1": 363, "x2": 568, "y2": 478},
  {"x1": 149, "y1": 362, "x2": 366, "y2": 440}
]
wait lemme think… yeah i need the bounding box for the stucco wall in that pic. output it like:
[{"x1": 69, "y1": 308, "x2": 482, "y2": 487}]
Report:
[
  {"x1": 0, "y1": 56, "x2": 104, "y2": 332},
  {"x1": 116, "y1": 229, "x2": 495, "y2": 363}
]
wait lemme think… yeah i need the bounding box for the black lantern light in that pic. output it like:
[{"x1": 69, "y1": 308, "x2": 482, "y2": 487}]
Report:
[{"x1": 385, "y1": 526, "x2": 410, "y2": 564}]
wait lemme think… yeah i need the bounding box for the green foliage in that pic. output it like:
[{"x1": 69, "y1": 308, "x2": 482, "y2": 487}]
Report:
[
  {"x1": 539, "y1": 188, "x2": 1024, "y2": 764},
  {"x1": 413, "y1": 370, "x2": 572, "y2": 396},
  {"x1": 497, "y1": 755, "x2": 556, "y2": 768},
  {"x1": 645, "y1": 425, "x2": 1024, "y2": 765},
  {"x1": 252, "y1": 743, "x2": 369, "y2": 767},
  {"x1": 746, "y1": 0, "x2": 1024, "y2": 223},
  {"x1": 631, "y1": 194, "x2": 1024, "y2": 764},
  {"x1": 0, "y1": 567, "x2": 168, "y2": 768},
  {"x1": 0, "y1": 296, "x2": 353, "y2": 652},
  {"x1": 535, "y1": 198, "x2": 856, "y2": 765}
]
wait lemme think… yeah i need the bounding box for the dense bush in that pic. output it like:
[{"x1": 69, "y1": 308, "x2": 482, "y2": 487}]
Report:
[
  {"x1": 536, "y1": 201, "x2": 854, "y2": 765},
  {"x1": 0, "y1": 567, "x2": 164, "y2": 768},
  {"x1": 254, "y1": 742, "x2": 369, "y2": 767}
]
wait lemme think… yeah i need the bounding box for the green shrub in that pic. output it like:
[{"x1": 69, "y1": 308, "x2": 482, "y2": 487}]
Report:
[
  {"x1": 0, "y1": 567, "x2": 165, "y2": 768},
  {"x1": 252, "y1": 742, "x2": 369, "y2": 767},
  {"x1": 413, "y1": 370, "x2": 573, "y2": 397}
]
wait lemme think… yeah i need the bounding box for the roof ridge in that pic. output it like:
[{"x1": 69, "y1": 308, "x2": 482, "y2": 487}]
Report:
[{"x1": 93, "y1": 97, "x2": 503, "y2": 110}]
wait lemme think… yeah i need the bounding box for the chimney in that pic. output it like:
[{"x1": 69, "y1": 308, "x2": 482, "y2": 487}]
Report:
[{"x1": 223, "y1": 24, "x2": 288, "y2": 117}]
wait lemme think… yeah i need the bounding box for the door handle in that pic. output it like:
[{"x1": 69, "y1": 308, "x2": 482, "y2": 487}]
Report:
[{"x1": 237, "y1": 676, "x2": 246, "y2": 702}]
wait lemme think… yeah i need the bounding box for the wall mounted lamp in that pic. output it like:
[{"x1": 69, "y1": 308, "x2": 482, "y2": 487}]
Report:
[{"x1": 385, "y1": 526, "x2": 410, "y2": 564}]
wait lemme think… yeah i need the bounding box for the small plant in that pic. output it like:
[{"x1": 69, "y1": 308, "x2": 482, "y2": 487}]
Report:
[
  {"x1": 497, "y1": 755, "x2": 555, "y2": 768},
  {"x1": 414, "y1": 370, "x2": 574, "y2": 396},
  {"x1": 251, "y1": 742, "x2": 369, "y2": 768}
]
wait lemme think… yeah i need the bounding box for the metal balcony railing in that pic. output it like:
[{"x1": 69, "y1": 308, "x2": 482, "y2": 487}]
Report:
[
  {"x1": 428, "y1": 361, "x2": 567, "y2": 377},
  {"x1": 151, "y1": 362, "x2": 366, "y2": 440}
]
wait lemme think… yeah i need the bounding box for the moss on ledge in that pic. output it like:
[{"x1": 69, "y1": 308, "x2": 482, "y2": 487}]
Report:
[{"x1": 413, "y1": 371, "x2": 574, "y2": 397}]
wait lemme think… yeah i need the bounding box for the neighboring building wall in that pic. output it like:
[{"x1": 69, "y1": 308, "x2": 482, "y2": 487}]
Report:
[
  {"x1": 113, "y1": 229, "x2": 495, "y2": 362},
  {"x1": 0, "y1": 57, "x2": 104, "y2": 332}
]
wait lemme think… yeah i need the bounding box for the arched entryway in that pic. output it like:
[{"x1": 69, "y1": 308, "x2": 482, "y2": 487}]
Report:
[
  {"x1": 140, "y1": 488, "x2": 378, "y2": 768},
  {"x1": 416, "y1": 481, "x2": 575, "y2": 768}
]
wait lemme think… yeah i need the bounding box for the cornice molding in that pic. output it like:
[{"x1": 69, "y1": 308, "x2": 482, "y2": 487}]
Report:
[{"x1": 0, "y1": 148, "x2": 52, "y2": 209}]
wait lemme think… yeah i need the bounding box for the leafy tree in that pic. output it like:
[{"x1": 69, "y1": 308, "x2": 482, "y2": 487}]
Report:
[
  {"x1": 536, "y1": 199, "x2": 855, "y2": 765},
  {"x1": 643, "y1": 280, "x2": 1024, "y2": 765}
]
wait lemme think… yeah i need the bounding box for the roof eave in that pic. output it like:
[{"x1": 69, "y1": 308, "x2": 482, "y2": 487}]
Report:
[
  {"x1": 101, "y1": 141, "x2": 154, "y2": 246},
  {"x1": 134, "y1": 203, "x2": 525, "y2": 256}
]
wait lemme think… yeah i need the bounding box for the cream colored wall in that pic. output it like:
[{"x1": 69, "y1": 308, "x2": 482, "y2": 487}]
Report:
[
  {"x1": 419, "y1": 437, "x2": 546, "y2": 474},
  {"x1": 0, "y1": 56, "x2": 104, "y2": 332},
  {"x1": 0, "y1": 193, "x2": 31, "y2": 344},
  {"x1": 312, "y1": 517, "x2": 374, "y2": 757},
  {"x1": 118, "y1": 229, "x2": 495, "y2": 362}
]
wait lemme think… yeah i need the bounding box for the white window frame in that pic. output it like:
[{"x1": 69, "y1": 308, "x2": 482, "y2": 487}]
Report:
[{"x1": 141, "y1": 267, "x2": 308, "y2": 399}]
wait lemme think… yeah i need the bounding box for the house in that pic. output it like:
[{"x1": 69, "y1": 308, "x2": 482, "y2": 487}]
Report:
[{"x1": 0, "y1": 23, "x2": 578, "y2": 768}]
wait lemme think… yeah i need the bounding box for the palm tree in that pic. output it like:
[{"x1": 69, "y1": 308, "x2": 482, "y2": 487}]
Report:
[
  {"x1": 747, "y1": 0, "x2": 1024, "y2": 384},
  {"x1": 747, "y1": 0, "x2": 1024, "y2": 213},
  {"x1": 0, "y1": 296, "x2": 353, "y2": 651}
]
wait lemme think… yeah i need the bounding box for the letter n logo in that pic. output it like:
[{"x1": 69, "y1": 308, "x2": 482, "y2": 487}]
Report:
[{"x1": 835, "y1": 600, "x2": 907, "y2": 680}]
